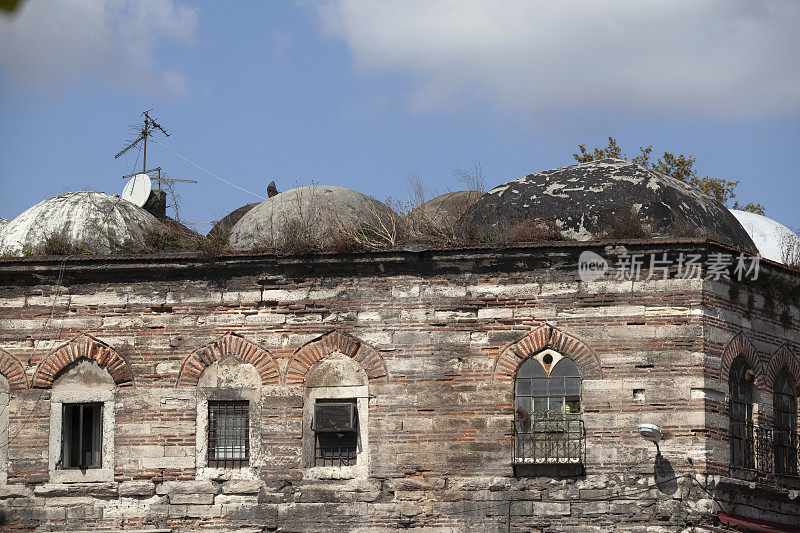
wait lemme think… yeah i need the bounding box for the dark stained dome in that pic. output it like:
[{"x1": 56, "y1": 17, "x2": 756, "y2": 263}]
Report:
[
  {"x1": 459, "y1": 159, "x2": 756, "y2": 251},
  {"x1": 207, "y1": 202, "x2": 259, "y2": 240}
]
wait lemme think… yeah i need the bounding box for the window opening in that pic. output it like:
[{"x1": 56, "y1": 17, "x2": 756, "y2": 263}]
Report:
[
  {"x1": 61, "y1": 403, "x2": 102, "y2": 469},
  {"x1": 729, "y1": 357, "x2": 754, "y2": 469},
  {"x1": 773, "y1": 371, "x2": 798, "y2": 476},
  {"x1": 208, "y1": 400, "x2": 249, "y2": 468},
  {"x1": 313, "y1": 400, "x2": 357, "y2": 467},
  {"x1": 514, "y1": 352, "x2": 584, "y2": 464}
]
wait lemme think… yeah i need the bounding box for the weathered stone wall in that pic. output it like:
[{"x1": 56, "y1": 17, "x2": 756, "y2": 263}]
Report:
[{"x1": 0, "y1": 243, "x2": 797, "y2": 531}]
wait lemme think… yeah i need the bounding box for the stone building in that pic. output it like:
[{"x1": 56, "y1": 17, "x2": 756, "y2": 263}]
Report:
[{"x1": 0, "y1": 160, "x2": 798, "y2": 532}]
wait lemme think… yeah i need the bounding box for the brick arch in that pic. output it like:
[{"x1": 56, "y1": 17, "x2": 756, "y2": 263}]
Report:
[
  {"x1": 719, "y1": 332, "x2": 765, "y2": 389},
  {"x1": 0, "y1": 348, "x2": 29, "y2": 391},
  {"x1": 31, "y1": 333, "x2": 133, "y2": 388},
  {"x1": 285, "y1": 330, "x2": 388, "y2": 386},
  {"x1": 493, "y1": 323, "x2": 603, "y2": 381},
  {"x1": 765, "y1": 344, "x2": 800, "y2": 395},
  {"x1": 176, "y1": 332, "x2": 280, "y2": 388}
]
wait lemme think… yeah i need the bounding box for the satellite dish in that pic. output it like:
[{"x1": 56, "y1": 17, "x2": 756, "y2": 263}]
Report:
[{"x1": 121, "y1": 173, "x2": 152, "y2": 207}]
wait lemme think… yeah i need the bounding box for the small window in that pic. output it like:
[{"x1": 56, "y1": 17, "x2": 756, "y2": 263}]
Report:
[
  {"x1": 313, "y1": 401, "x2": 357, "y2": 467},
  {"x1": 729, "y1": 357, "x2": 754, "y2": 469},
  {"x1": 208, "y1": 400, "x2": 249, "y2": 468},
  {"x1": 61, "y1": 403, "x2": 102, "y2": 469}
]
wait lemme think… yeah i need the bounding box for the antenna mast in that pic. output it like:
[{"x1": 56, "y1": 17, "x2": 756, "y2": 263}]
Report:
[{"x1": 114, "y1": 109, "x2": 170, "y2": 174}]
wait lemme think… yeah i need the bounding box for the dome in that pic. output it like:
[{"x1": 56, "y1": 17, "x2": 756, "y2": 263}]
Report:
[
  {"x1": 207, "y1": 202, "x2": 259, "y2": 240},
  {"x1": 0, "y1": 191, "x2": 161, "y2": 256},
  {"x1": 228, "y1": 186, "x2": 395, "y2": 251},
  {"x1": 460, "y1": 159, "x2": 756, "y2": 251},
  {"x1": 408, "y1": 191, "x2": 483, "y2": 227},
  {"x1": 729, "y1": 210, "x2": 800, "y2": 264}
]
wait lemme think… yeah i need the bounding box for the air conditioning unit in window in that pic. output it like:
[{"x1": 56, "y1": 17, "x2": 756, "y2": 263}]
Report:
[{"x1": 313, "y1": 402, "x2": 356, "y2": 432}]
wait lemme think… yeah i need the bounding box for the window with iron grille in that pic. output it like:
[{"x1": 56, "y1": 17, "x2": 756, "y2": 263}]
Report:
[
  {"x1": 208, "y1": 400, "x2": 249, "y2": 468},
  {"x1": 61, "y1": 403, "x2": 103, "y2": 469},
  {"x1": 773, "y1": 371, "x2": 798, "y2": 476},
  {"x1": 313, "y1": 400, "x2": 357, "y2": 467},
  {"x1": 514, "y1": 351, "x2": 584, "y2": 464},
  {"x1": 729, "y1": 357, "x2": 754, "y2": 470}
]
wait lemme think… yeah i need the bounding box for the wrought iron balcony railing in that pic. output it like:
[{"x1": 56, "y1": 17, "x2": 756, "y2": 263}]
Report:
[
  {"x1": 513, "y1": 411, "x2": 585, "y2": 465},
  {"x1": 729, "y1": 421, "x2": 799, "y2": 478}
]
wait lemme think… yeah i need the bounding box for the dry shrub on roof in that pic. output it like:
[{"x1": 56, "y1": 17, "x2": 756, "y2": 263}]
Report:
[
  {"x1": 598, "y1": 208, "x2": 651, "y2": 240},
  {"x1": 503, "y1": 219, "x2": 563, "y2": 244}
]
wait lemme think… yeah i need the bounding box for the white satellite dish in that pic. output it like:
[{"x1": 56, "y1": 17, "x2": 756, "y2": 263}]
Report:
[{"x1": 121, "y1": 173, "x2": 152, "y2": 207}]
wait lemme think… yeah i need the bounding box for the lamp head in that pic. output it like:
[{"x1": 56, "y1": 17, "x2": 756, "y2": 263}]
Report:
[{"x1": 638, "y1": 423, "x2": 662, "y2": 444}]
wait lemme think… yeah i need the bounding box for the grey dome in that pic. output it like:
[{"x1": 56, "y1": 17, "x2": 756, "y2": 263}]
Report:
[
  {"x1": 229, "y1": 186, "x2": 395, "y2": 251},
  {"x1": 408, "y1": 191, "x2": 483, "y2": 227},
  {"x1": 460, "y1": 159, "x2": 756, "y2": 251},
  {"x1": 0, "y1": 191, "x2": 161, "y2": 256}
]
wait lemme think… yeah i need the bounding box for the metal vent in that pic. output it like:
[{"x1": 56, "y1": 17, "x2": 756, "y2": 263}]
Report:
[{"x1": 313, "y1": 402, "x2": 355, "y2": 432}]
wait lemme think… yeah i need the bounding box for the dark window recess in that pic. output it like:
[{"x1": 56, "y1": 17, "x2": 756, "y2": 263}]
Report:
[
  {"x1": 773, "y1": 371, "x2": 798, "y2": 476},
  {"x1": 313, "y1": 401, "x2": 357, "y2": 467},
  {"x1": 208, "y1": 400, "x2": 249, "y2": 468},
  {"x1": 729, "y1": 357, "x2": 754, "y2": 470},
  {"x1": 61, "y1": 403, "x2": 102, "y2": 469}
]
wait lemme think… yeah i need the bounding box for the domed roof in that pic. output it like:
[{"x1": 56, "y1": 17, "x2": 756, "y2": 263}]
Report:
[
  {"x1": 208, "y1": 202, "x2": 259, "y2": 240},
  {"x1": 0, "y1": 191, "x2": 161, "y2": 256},
  {"x1": 460, "y1": 159, "x2": 756, "y2": 251},
  {"x1": 408, "y1": 191, "x2": 483, "y2": 226},
  {"x1": 228, "y1": 186, "x2": 395, "y2": 251},
  {"x1": 729, "y1": 210, "x2": 800, "y2": 264}
]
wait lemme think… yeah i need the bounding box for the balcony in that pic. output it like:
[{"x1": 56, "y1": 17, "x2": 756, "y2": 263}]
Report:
[
  {"x1": 513, "y1": 411, "x2": 585, "y2": 476},
  {"x1": 729, "y1": 422, "x2": 799, "y2": 484}
]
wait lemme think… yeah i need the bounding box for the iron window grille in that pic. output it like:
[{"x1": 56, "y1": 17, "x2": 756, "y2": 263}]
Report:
[
  {"x1": 60, "y1": 403, "x2": 103, "y2": 469},
  {"x1": 312, "y1": 401, "x2": 357, "y2": 467},
  {"x1": 514, "y1": 352, "x2": 584, "y2": 464},
  {"x1": 208, "y1": 400, "x2": 249, "y2": 468},
  {"x1": 728, "y1": 423, "x2": 800, "y2": 479}
]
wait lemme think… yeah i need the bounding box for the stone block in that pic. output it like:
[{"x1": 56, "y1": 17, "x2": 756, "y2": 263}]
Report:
[
  {"x1": 118, "y1": 480, "x2": 156, "y2": 497},
  {"x1": 222, "y1": 480, "x2": 263, "y2": 494},
  {"x1": 171, "y1": 492, "x2": 215, "y2": 505},
  {"x1": 0, "y1": 484, "x2": 32, "y2": 499},
  {"x1": 156, "y1": 480, "x2": 220, "y2": 495}
]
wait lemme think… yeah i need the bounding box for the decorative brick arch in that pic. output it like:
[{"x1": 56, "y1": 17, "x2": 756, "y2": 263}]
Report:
[
  {"x1": 0, "y1": 348, "x2": 29, "y2": 391},
  {"x1": 719, "y1": 332, "x2": 765, "y2": 389},
  {"x1": 176, "y1": 332, "x2": 280, "y2": 387},
  {"x1": 285, "y1": 330, "x2": 388, "y2": 386},
  {"x1": 765, "y1": 344, "x2": 800, "y2": 394},
  {"x1": 493, "y1": 323, "x2": 603, "y2": 381},
  {"x1": 32, "y1": 333, "x2": 133, "y2": 388}
]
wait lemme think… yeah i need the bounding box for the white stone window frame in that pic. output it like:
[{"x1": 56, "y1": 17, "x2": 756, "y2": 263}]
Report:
[
  {"x1": 48, "y1": 388, "x2": 115, "y2": 483},
  {"x1": 195, "y1": 361, "x2": 262, "y2": 481},
  {"x1": 303, "y1": 353, "x2": 369, "y2": 480}
]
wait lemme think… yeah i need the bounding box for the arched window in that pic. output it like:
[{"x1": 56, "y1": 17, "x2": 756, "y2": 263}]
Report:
[
  {"x1": 729, "y1": 357, "x2": 754, "y2": 469},
  {"x1": 514, "y1": 349, "x2": 583, "y2": 464},
  {"x1": 773, "y1": 371, "x2": 797, "y2": 476}
]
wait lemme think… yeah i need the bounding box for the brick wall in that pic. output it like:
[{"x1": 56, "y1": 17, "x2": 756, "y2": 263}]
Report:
[{"x1": 0, "y1": 242, "x2": 797, "y2": 531}]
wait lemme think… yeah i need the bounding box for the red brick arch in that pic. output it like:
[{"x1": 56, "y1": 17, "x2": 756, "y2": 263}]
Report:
[
  {"x1": 493, "y1": 323, "x2": 603, "y2": 381},
  {"x1": 176, "y1": 332, "x2": 280, "y2": 387},
  {"x1": 719, "y1": 332, "x2": 765, "y2": 389},
  {"x1": 765, "y1": 344, "x2": 800, "y2": 394},
  {"x1": 285, "y1": 330, "x2": 388, "y2": 386},
  {"x1": 31, "y1": 333, "x2": 133, "y2": 388},
  {"x1": 0, "y1": 348, "x2": 29, "y2": 391}
]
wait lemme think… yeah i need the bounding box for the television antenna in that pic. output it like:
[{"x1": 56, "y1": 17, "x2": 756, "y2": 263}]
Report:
[{"x1": 115, "y1": 111, "x2": 198, "y2": 202}]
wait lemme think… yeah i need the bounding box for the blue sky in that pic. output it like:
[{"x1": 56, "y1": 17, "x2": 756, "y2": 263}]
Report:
[{"x1": 1, "y1": 1, "x2": 798, "y2": 234}]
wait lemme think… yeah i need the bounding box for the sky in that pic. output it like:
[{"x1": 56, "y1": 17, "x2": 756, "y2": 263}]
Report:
[{"x1": 1, "y1": 0, "x2": 798, "y2": 234}]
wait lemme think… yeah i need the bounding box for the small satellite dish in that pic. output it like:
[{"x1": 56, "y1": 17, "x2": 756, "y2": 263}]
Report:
[{"x1": 121, "y1": 173, "x2": 152, "y2": 207}]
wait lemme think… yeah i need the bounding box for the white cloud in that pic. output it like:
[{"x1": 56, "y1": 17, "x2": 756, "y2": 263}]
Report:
[
  {"x1": 313, "y1": 0, "x2": 800, "y2": 118},
  {"x1": 0, "y1": 0, "x2": 197, "y2": 96}
]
